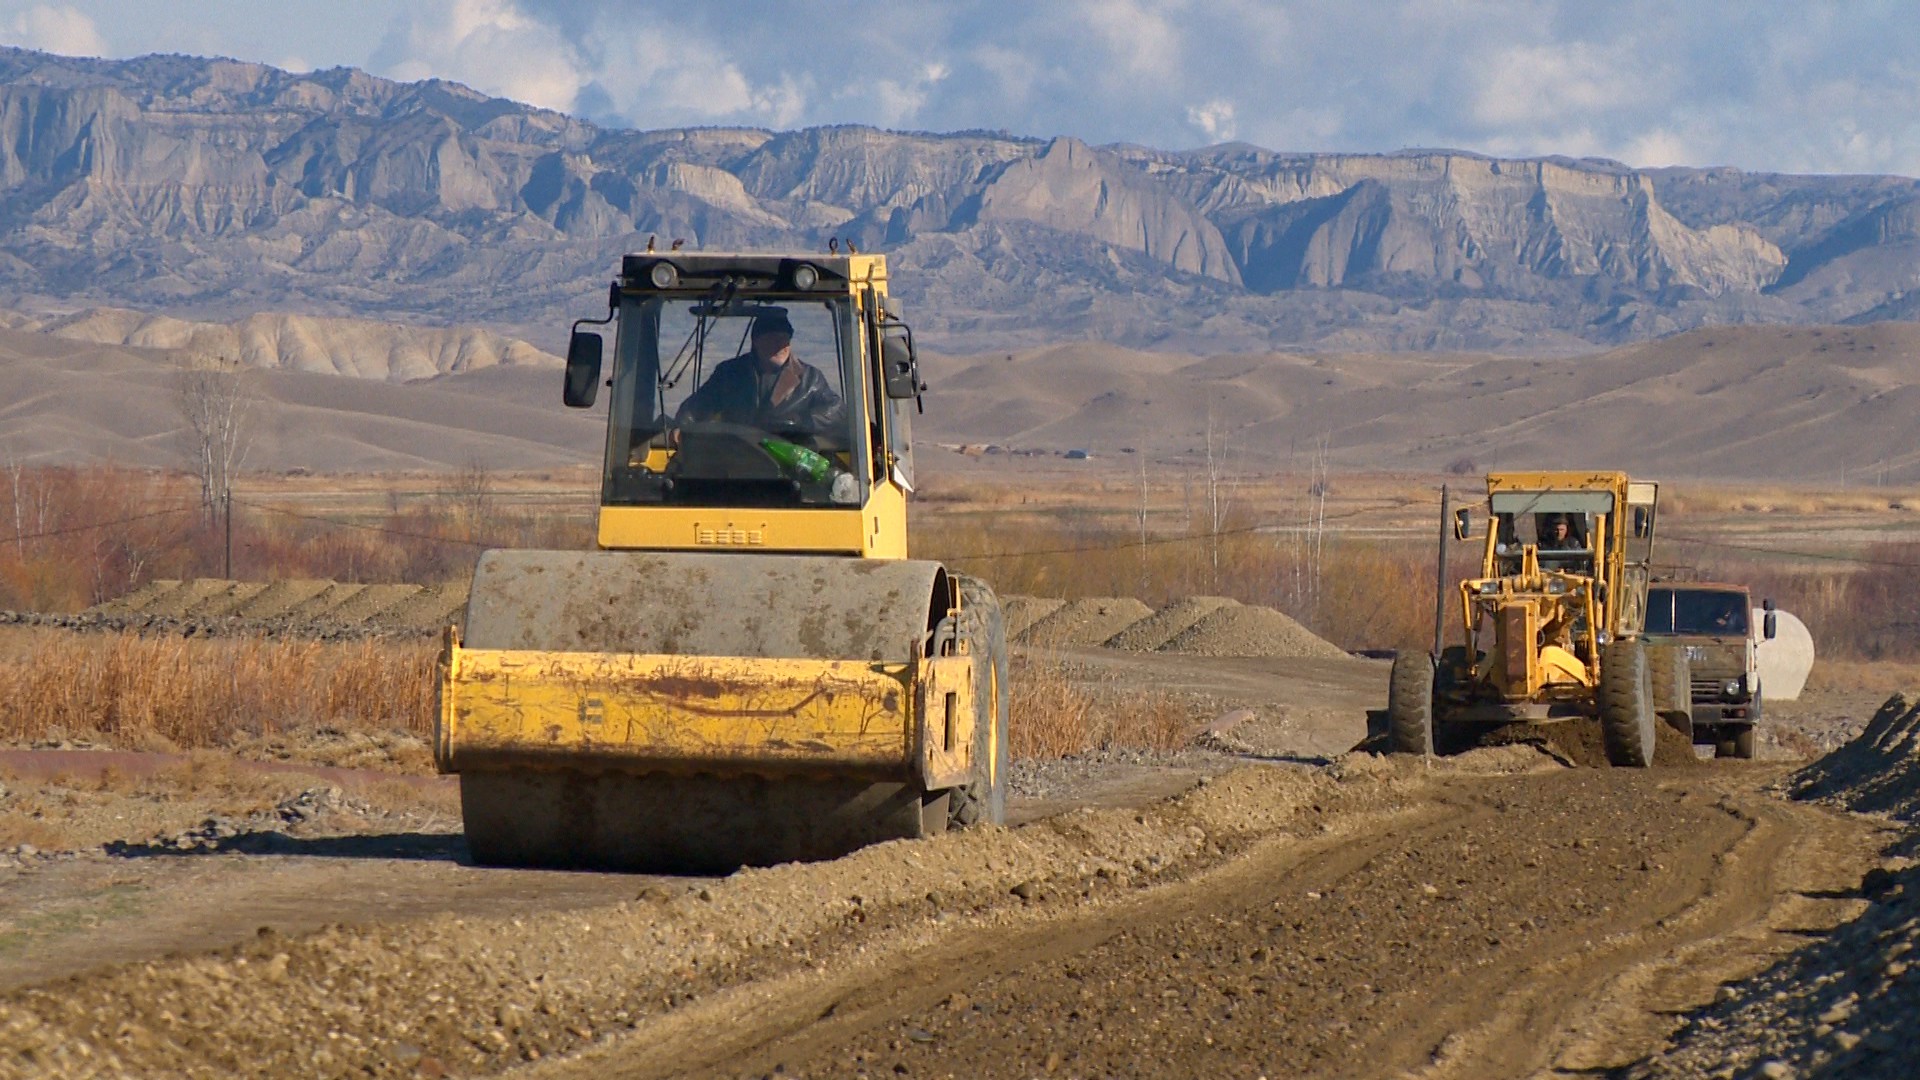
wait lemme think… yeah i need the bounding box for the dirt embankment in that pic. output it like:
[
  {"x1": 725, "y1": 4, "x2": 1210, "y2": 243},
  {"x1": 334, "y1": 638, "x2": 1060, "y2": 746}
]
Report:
[{"x1": 1633, "y1": 693, "x2": 1920, "y2": 1080}]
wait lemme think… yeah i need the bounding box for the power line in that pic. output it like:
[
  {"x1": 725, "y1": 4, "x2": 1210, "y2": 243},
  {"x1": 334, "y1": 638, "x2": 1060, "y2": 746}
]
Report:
[
  {"x1": 1661, "y1": 532, "x2": 1920, "y2": 569},
  {"x1": 938, "y1": 501, "x2": 1408, "y2": 562},
  {"x1": 0, "y1": 503, "x2": 196, "y2": 545},
  {"x1": 231, "y1": 497, "x2": 493, "y2": 548}
]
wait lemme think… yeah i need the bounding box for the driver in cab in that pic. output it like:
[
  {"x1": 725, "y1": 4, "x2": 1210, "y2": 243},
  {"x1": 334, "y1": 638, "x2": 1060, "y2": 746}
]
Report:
[
  {"x1": 1539, "y1": 515, "x2": 1584, "y2": 551},
  {"x1": 674, "y1": 311, "x2": 845, "y2": 435}
]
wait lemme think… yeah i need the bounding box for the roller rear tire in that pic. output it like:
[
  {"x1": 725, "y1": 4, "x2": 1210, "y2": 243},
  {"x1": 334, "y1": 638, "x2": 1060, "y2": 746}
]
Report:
[{"x1": 950, "y1": 575, "x2": 1009, "y2": 828}]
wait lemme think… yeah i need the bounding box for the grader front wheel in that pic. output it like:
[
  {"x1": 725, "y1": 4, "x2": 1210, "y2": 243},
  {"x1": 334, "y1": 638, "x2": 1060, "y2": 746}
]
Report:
[
  {"x1": 1599, "y1": 641, "x2": 1656, "y2": 768},
  {"x1": 1387, "y1": 651, "x2": 1436, "y2": 756}
]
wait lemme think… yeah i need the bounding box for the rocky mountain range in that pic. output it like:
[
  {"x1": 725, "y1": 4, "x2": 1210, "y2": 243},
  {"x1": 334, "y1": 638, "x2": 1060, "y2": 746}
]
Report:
[{"x1": 0, "y1": 47, "x2": 1917, "y2": 357}]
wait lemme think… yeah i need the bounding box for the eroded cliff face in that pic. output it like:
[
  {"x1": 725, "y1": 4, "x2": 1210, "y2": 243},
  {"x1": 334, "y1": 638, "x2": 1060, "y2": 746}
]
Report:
[{"x1": 0, "y1": 48, "x2": 1912, "y2": 353}]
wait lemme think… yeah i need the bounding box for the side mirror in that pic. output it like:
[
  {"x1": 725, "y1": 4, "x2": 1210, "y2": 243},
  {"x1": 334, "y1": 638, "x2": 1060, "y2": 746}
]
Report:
[
  {"x1": 1762, "y1": 598, "x2": 1777, "y2": 640},
  {"x1": 1452, "y1": 508, "x2": 1471, "y2": 540},
  {"x1": 564, "y1": 330, "x2": 603, "y2": 408},
  {"x1": 1632, "y1": 506, "x2": 1652, "y2": 538},
  {"x1": 881, "y1": 330, "x2": 921, "y2": 400}
]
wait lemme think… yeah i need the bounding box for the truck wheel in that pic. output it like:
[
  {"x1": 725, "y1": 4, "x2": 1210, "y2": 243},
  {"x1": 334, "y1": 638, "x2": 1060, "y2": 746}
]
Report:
[
  {"x1": 1599, "y1": 640, "x2": 1655, "y2": 768},
  {"x1": 1387, "y1": 651, "x2": 1435, "y2": 756},
  {"x1": 1647, "y1": 644, "x2": 1692, "y2": 736},
  {"x1": 1718, "y1": 723, "x2": 1757, "y2": 760},
  {"x1": 950, "y1": 575, "x2": 1009, "y2": 827}
]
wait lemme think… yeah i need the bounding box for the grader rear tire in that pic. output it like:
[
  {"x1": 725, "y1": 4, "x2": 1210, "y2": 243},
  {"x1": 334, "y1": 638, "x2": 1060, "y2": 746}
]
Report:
[
  {"x1": 1600, "y1": 640, "x2": 1656, "y2": 768},
  {"x1": 950, "y1": 575, "x2": 1009, "y2": 828},
  {"x1": 1387, "y1": 651, "x2": 1436, "y2": 756}
]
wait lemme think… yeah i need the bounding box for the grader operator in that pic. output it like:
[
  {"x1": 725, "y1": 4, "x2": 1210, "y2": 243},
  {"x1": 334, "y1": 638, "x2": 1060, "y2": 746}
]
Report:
[
  {"x1": 1388, "y1": 471, "x2": 1688, "y2": 767},
  {"x1": 433, "y1": 251, "x2": 1009, "y2": 872}
]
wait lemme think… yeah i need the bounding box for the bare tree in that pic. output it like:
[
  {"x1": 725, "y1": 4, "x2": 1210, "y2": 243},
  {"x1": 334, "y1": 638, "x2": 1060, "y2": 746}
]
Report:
[
  {"x1": 441, "y1": 456, "x2": 497, "y2": 541},
  {"x1": 176, "y1": 357, "x2": 251, "y2": 523},
  {"x1": 1202, "y1": 408, "x2": 1239, "y2": 585}
]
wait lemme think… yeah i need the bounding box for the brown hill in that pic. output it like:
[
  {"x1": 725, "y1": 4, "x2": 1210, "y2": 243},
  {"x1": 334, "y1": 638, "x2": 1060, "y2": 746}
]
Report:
[
  {"x1": 19, "y1": 308, "x2": 560, "y2": 381},
  {"x1": 3, "y1": 319, "x2": 1916, "y2": 482},
  {"x1": 0, "y1": 328, "x2": 596, "y2": 472},
  {"x1": 917, "y1": 322, "x2": 1920, "y2": 482}
]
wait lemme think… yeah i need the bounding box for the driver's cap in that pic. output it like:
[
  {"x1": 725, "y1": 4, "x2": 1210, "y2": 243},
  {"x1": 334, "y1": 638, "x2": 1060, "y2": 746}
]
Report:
[{"x1": 751, "y1": 312, "x2": 794, "y2": 338}]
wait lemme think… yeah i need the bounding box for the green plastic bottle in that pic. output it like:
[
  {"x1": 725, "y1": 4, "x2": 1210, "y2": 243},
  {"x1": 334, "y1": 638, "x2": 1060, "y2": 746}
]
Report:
[{"x1": 760, "y1": 437, "x2": 835, "y2": 483}]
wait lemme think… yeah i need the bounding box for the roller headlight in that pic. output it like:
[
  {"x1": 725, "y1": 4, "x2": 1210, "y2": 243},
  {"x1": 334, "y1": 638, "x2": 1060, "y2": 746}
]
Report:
[
  {"x1": 1479, "y1": 581, "x2": 1500, "y2": 595},
  {"x1": 1597, "y1": 630, "x2": 1611, "y2": 645},
  {"x1": 791, "y1": 263, "x2": 819, "y2": 290},
  {"x1": 1547, "y1": 579, "x2": 1567, "y2": 594},
  {"x1": 648, "y1": 261, "x2": 679, "y2": 289}
]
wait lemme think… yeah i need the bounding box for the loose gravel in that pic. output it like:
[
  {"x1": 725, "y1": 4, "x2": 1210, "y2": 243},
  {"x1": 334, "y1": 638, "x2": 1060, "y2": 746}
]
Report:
[
  {"x1": 1637, "y1": 692, "x2": 1920, "y2": 1080},
  {"x1": 1104, "y1": 596, "x2": 1240, "y2": 651},
  {"x1": 1015, "y1": 597, "x2": 1155, "y2": 648},
  {"x1": 1159, "y1": 603, "x2": 1352, "y2": 659}
]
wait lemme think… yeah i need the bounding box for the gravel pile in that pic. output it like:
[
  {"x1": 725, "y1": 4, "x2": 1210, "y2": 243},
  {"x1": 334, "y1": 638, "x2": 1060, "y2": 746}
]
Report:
[
  {"x1": 0, "y1": 578, "x2": 479, "y2": 641},
  {"x1": 1158, "y1": 604, "x2": 1350, "y2": 659},
  {"x1": 1104, "y1": 596, "x2": 1240, "y2": 652},
  {"x1": 228, "y1": 580, "x2": 340, "y2": 621},
  {"x1": 0, "y1": 609, "x2": 427, "y2": 641},
  {"x1": 1015, "y1": 597, "x2": 1154, "y2": 648},
  {"x1": 371, "y1": 583, "x2": 469, "y2": 632},
  {"x1": 1636, "y1": 693, "x2": 1920, "y2": 1080},
  {"x1": 125, "y1": 579, "x2": 238, "y2": 618},
  {"x1": 1001, "y1": 596, "x2": 1065, "y2": 639}
]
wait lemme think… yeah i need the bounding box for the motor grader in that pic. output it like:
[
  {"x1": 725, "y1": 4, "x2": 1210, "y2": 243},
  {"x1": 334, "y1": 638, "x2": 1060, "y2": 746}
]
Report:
[
  {"x1": 433, "y1": 251, "x2": 1008, "y2": 872},
  {"x1": 1387, "y1": 471, "x2": 1690, "y2": 766}
]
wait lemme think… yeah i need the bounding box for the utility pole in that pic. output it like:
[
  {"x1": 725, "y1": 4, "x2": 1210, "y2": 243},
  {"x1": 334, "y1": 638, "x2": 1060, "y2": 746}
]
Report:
[{"x1": 1432, "y1": 485, "x2": 1450, "y2": 661}]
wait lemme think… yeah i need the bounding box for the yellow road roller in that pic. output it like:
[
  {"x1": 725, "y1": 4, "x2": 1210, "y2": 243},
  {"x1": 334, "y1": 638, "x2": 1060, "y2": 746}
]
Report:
[{"x1": 434, "y1": 251, "x2": 1008, "y2": 871}]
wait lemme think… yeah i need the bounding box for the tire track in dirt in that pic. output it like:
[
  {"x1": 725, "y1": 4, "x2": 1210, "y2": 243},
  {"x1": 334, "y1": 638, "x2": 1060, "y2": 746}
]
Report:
[
  {"x1": 602, "y1": 766, "x2": 1881, "y2": 1080},
  {"x1": 523, "y1": 802, "x2": 1468, "y2": 1080}
]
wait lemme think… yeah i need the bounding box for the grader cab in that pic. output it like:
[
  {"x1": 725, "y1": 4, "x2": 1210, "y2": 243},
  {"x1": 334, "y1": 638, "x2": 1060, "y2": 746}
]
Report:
[{"x1": 1388, "y1": 471, "x2": 1690, "y2": 766}]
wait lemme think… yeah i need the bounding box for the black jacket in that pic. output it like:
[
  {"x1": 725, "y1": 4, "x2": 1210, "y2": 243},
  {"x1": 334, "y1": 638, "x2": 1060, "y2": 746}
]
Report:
[{"x1": 675, "y1": 354, "x2": 845, "y2": 434}]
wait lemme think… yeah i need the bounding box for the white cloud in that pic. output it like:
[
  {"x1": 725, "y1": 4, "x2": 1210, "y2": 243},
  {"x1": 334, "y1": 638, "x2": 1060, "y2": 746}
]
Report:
[
  {"x1": 1472, "y1": 41, "x2": 1650, "y2": 130},
  {"x1": 1075, "y1": 0, "x2": 1184, "y2": 80},
  {"x1": 371, "y1": 0, "x2": 586, "y2": 112},
  {"x1": 1622, "y1": 129, "x2": 1692, "y2": 169},
  {"x1": 3, "y1": 3, "x2": 105, "y2": 56},
  {"x1": 10, "y1": 0, "x2": 1920, "y2": 175},
  {"x1": 1186, "y1": 99, "x2": 1237, "y2": 142}
]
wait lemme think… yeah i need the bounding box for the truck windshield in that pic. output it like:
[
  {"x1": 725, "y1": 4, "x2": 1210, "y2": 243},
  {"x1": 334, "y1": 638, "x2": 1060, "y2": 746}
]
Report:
[
  {"x1": 1646, "y1": 588, "x2": 1750, "y2": 635},
  {"x1": 601, "y1": 294, "x2": 868, "y2": 508}
]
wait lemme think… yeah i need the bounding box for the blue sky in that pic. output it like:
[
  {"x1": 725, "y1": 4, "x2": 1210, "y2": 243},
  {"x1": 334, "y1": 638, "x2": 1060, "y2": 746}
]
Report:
[{"x1": 3, "y1": 0, "x2": 1917, "y2": 176}]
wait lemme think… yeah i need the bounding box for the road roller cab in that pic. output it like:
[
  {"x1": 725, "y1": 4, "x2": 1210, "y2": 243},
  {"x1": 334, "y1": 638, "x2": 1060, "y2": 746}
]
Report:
[{"x1": 434, "y1": 251, "x2": 1009, "y2": 872}]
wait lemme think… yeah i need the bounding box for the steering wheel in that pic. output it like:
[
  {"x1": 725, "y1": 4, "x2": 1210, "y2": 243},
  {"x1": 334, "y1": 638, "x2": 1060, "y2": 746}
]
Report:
[{"x1": 668, "y1": 421, "x2": 789, "y2": 481}]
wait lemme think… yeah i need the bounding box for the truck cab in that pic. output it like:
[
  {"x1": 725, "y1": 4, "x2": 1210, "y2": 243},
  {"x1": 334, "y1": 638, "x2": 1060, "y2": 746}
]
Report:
[{"x1": 1642, "y1": 583, "x2": 1776, "y2": 758}]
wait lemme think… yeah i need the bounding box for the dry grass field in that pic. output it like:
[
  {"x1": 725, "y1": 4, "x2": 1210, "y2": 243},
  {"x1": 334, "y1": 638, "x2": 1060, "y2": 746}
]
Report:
[{"x1": 0, "y1": 461, "x2": 1913, "y2": 763}]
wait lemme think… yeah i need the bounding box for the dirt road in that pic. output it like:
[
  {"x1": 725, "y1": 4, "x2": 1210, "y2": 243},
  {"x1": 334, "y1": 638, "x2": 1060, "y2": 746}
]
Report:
[
  {"x1": 2, "y1": 747, "x2": 1897, "y2": 1080},
  {"x1": 529, "y1": 761, "x2": 1884, "y2": 1080},
  {"x1": 1, "y1": 642, "x2": 1910, "y2": 1080}
]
